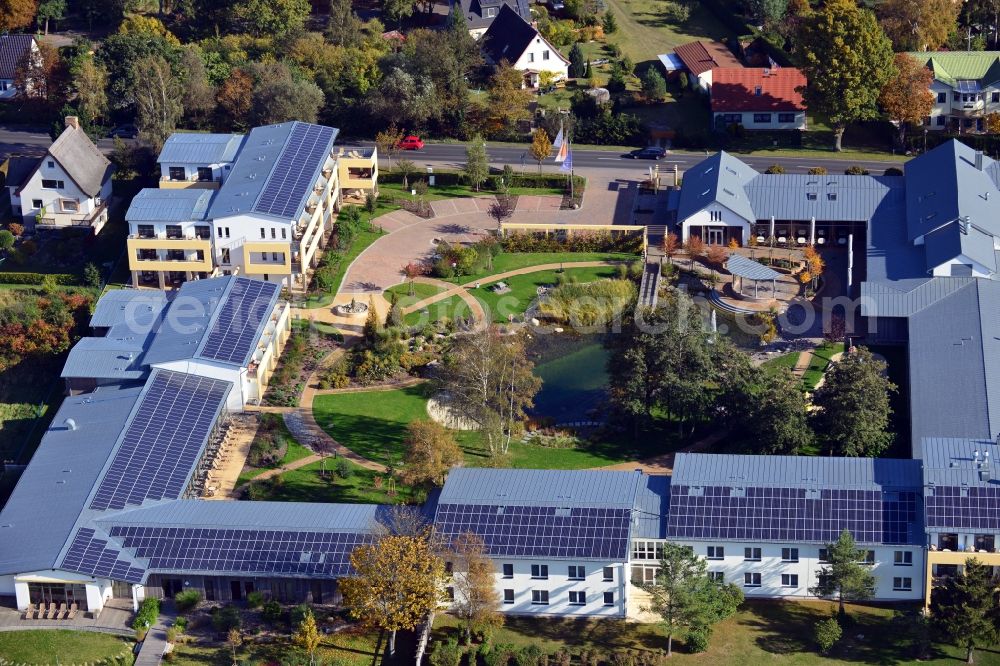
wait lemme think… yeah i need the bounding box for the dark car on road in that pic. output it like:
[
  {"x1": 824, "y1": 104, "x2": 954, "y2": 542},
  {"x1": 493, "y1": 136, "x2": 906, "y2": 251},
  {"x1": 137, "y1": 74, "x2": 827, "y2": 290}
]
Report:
[
  {"x1": 623, "y1": 147, "x2": 666, "y2": 160},
  {"x1": 109, "y1": 124, "x2": 139, "y2": 139}
]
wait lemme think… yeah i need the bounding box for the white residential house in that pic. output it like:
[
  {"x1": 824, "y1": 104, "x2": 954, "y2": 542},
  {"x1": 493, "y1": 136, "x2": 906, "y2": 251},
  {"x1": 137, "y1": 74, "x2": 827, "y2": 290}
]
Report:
[
  {"x1": 0, "y1": 34, "x2": 40, "y2": 100},
  {"x1": 907, "y1": 51, "x2": 1000, "y2": 133},
  {"x1": 481, "y1": 5, "x2": 569, "y2": 88},
  {"x1": 11, "y1": 117, "x2": 114, "y2": 233}
]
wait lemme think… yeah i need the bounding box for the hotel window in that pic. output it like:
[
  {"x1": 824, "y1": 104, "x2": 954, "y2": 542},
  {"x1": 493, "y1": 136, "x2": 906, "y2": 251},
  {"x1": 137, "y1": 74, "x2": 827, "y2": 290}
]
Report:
[
  {"x1": 893, "y1": 577, "x2": 912, "y2": 592},
  {"x1": 859, "y1": 550, "x2": 876, "y2": 565},
  {"x1": 708, "y1": 572, "x2": 724, "y2": 582},
  {"x1": 503, "y1": 589, "x2": 514, "y2": 604},
  {"x1": 221, "y1": 249, "x2": 231, "y2": 264},
  {"x1": 137, "y1": 224, "x2": 155, "y2": 238},
  {"x1": 531, "y1": 564, "x2": 548, "y2": 579},
  {"x1": 568, "y1": 566, "x2": 585, "y2": 580},
  {"x1": 781, "y1": 548, "x2": 799, "y2": 563},
  {"x1": 531, "y1": 590, "x2": 549, "y2": 605},
  {"x1": 818, "y1": 548, "x2": 830, "y2": 562},
  {"x1": 195, "y1": 225, "x2": 211, "y2": 239},
  {"x1": 41, "y1": 179, "x2": 64, "y2": 189},
  {"x1": 260, "y1": 228, "x2": 266, "y2": 239},
  {"x1": 744, "y1": 573, "x2": 761, "y2": 588},
  {"x1": 281, "y1": 228, "x2": 287, "y2": 239},
  {"x1": 781, "y1": 574, "x2": 798, "y2": 587},
  {"x1": 502, "y1": 563, "x2": 513, "y2": 578},
  {"x1": 778, "y1": 113, "x2": 795, "y2": 123},
  {"x1": 753, "y1": 113, "x2": 771, "y2": 123},
  {"x1": 603, "y1": 567, "x2": 614, "y2": 582},
  {"x1": 938, "y1": 92, "x2": 947, "y2": 103},
  {"x1": 271, "y1": 228, "x2": 276, "y2": 239},
  {"x1": 568, "y1": 591, "x2": 586, "y2": 605},
  {"x1": 707, "y1": 546, "x2": 724, "y2": 560},
  {"x1": 603, "y1": 592, "x2": 614, "y2": 606},
  {"x1": 894, "y1": 551, "x2": 912, "y2": 566},
  {"x1": 272, "y1": 252, "x2": 280, "y2": 262},
  {"x1": 744, "y1": 547, "x2": 762, "y2": 562},
  {"x1": 993, "y1": 92, "x2": 1000, "y2": 103}
]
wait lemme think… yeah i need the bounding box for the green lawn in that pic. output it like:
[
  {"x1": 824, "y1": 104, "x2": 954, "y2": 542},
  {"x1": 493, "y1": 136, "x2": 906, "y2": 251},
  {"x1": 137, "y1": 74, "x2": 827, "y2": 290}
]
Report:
[
  {"x1": 168, "y1": 628, "x2": 383, "y2": 666},
  {"x1": 801, "y1": 342, "x2": 845, "y2": 391},
  {"x1": 404, "y1": 293, "x2": 472, "y2": 327},
  {"x1": 433, "y1": 600, "x2": 1000, "y2": 664},
  {"x1": 237, "y1": 416, "x2": 315, "y2": 486},
  {"x1": 444, "y1": 252, "x2": 637, "y2": 285},
  {"x1": 245, "y1": 457, "x2": 416, "y2": 504},
  {"x1": 381, "y1": 178, "x2": 570, "y2": 200},
  {"x1": 762, "y1": 350, "x2": 800, "y2": 374},
  {"x1": 471, "y1": 266, "x2": 619, "y2": 323},
  {"x1": 601, "y1": 0, "x2": 733, "y2": 64},
  {"x1": 0, "y1": 630, "x2": 133, "y2": 663},
  {"x1": 384, "y1": 281, "x2": 446, "y2": 310}
]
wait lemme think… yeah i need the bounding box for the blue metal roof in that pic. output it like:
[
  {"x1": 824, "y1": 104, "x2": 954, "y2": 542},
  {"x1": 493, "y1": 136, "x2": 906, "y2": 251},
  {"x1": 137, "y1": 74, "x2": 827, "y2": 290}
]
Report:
[
  {"x1": 676, "y1": 151, "x2": 757, "y2": 223},
  {"x1": 438, "y1": 468, "x2": 643, "y2": 509},
  {"x1": 207, "y1": 121, "x2": 338, "y2": 221},
  {"x1": 141, "y1": 277, "x2": 231, "y2": 366},
  {"x1": 745, "y1": 173, "x2": 902, "y2": 223},
  {"x1": 61, "y1": 336, "x2": 149, "y2": 381},
  {"x1": 726, "y1": 254, "x2": 781, "y2": 281},
  {"x1": 157, "y1": 133, "x2": 244, "y2": 165},
  {"x1": 0, "y1": 386, "x2": 144, "y2": 576},
  {"x1": 126, "y1": 188, "x2": 214, "y2": 223},
  {"x1": 89, "y1": 290, "x2": 168, "y2": 329},
  {"x1": 633, "y1": 475, "x2": 669, "y2": 540}
]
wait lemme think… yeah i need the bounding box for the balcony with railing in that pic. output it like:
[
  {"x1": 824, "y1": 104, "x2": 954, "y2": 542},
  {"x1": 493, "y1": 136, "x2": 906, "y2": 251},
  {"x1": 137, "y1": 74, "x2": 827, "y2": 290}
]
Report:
[
  {"x1": 159, "y1": 172, "x2": 221, "y2": 190},
  {"x1": 36, "y1": 201, "x2": 109, "y2": 232},
  {"x1": 126, "y1": 236, "x2": 213, "y2": 272}
]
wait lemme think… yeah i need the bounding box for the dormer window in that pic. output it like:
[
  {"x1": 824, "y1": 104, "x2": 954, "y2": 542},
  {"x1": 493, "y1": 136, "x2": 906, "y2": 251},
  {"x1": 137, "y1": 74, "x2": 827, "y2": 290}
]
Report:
[
  {"x1": 827, "y1": 192, "x2": 837, "y2": 201},
  {"x1": 754, "y1": 86, "x2": 762, "y2": 96},
  {"x1": 485, "y1": 6, "x2": 496, "y2": 16},
  {"x1": 806, "y1": 192, "x2": 817, "y2": 200}
]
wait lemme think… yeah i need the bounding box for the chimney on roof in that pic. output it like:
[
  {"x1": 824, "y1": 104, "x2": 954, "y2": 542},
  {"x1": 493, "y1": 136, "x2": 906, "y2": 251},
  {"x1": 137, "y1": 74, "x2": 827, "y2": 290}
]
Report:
[
  {"x1": 65, "y1": 116, "x2": 79, "y2": 130},
  {"x1": 64, "y1": 418, "x2": 77, "y2": 431},
  {"x1": 976, "y1": 150, "x2": 985, "y2": 171}
]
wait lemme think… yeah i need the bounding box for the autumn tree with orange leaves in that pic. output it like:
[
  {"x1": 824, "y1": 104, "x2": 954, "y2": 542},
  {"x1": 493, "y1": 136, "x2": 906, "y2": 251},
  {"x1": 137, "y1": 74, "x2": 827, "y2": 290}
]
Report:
[{"x1": 880, "y1": 53, "x2": 934, "y2": 146}]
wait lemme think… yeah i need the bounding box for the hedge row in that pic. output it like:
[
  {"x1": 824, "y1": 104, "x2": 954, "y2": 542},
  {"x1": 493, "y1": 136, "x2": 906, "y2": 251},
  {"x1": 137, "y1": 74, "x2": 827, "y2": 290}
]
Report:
[
  {"x1": 382, "y1": 168, "x2": 584, "y2": 191},
  {"x1": 0, "y1": 272, "x2": 78, "y2": 285},
  {"x1": 500, "y1": 230, "x2": 644, "y2": 255},
  {"x1": 132, "y1": 597, "x2": 160, "y2": 631}
]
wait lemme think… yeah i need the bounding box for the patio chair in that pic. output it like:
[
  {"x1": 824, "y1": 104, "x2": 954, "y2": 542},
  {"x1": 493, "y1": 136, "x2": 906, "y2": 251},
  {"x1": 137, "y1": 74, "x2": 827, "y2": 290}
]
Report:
[
  {"x1": 44, "y1": 603, "x2": 57, "y2": 619},
  {"x1": 57, "y1": 602, "x2": 68, "y2": 619},
  {"x1": 21, "y1": 603, "x2": 36, "y2": 620},
  {"x1": 67, "y1": 603, "x2": 78, "y2": 620}
]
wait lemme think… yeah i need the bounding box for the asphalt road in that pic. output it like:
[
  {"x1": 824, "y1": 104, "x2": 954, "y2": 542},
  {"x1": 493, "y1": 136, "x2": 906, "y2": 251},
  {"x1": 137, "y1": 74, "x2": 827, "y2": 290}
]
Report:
[
  {"x1": 344, "y1": 141, "x2": 907, "y2": 175},
  {"x1": 0, "y1": 124, "x2": 904, "y2": 176}
]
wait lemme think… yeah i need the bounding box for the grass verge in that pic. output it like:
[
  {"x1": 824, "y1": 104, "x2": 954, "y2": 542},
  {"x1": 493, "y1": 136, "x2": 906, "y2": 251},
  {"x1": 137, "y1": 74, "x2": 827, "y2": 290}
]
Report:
[
  {"x1": 0, "y1": 630, "x2": 133, "y2": 663},
  {"x1": 470, "y1": 266, "x2": 619, "y2": 323}
]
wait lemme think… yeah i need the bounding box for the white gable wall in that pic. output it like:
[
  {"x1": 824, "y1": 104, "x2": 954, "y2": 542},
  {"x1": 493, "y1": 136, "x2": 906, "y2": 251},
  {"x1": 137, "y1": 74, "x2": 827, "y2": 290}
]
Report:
[
  {"x1": 680, "y1": 201, "x2": 752, "y2": 241},
  {"x1": 513, "y1": 35, "x2": 569, "y2": 81},
  {"x1": 17, "y1": 158, "x2": 98, "y2": 229}
]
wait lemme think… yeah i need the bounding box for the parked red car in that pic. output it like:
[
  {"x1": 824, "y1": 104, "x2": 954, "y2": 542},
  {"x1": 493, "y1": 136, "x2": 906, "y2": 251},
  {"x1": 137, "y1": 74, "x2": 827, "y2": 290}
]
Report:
[{"x1": 398, "y1": 135, "x2": 425, "y2": 150}]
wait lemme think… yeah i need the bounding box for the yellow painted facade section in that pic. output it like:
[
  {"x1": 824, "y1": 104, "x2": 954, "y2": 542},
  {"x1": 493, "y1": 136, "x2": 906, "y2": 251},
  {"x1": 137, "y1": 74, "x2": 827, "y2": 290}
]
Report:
[
  {"x1": 924, "y1": 550, "x2": 1000, "y2": 608},
  {"x1": 158, "y1": 179, "x2": 220, "y2": 190},
  {"x1": 127, "y1": 237, "x2": 213, "y2": 272},
  {"x1": 242, "y1": 241, "x2": 293, "y2": 275},
  {"x1": 337, "y1": 148, "x2": 379, "y2": 193}
]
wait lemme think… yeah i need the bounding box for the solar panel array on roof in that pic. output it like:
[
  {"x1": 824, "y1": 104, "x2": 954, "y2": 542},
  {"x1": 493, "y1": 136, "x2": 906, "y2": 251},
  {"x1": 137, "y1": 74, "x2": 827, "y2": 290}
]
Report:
[
  {"x1": 253, "y1": 123, "x2": 335, "y2": 219},
  {"x1": 197, "y1": 277, "x2": 278, "y2": 365},
  {"x1": 89, "y1": 370, "x2": 231, "y2": 511},
  {"x1": 666, "y1": 484, "x2": 919, "y2": 545},
  {"x1": 61, "y1": 528, "x2": 145, "y2": 584},
  {"x1": 434, "y1": 503, "x2": 632, "y2": 559},
  {"x1": 926, "y1": 485, "x2": 1000, "y2": 530},
  {"x1": 108, "y1": 525, "x2": 376, "y2": 577}
]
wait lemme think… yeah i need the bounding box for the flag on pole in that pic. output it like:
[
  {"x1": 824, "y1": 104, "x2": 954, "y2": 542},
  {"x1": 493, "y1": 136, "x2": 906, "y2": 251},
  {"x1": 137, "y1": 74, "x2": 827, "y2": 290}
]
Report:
[
  {"x1": 554, "y1": 138, "x2": 568, "y2": 163},
  {"x1": 560, "y1": 145, "x2": 573, "y2": 172},
  {"x1": 552, "y1": 126, "x2": 564, "y2": 150}
]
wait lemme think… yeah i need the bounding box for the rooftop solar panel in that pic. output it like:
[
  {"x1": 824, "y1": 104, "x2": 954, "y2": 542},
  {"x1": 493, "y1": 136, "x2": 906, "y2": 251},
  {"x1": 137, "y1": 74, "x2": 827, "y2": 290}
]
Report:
[
  {"x1": 89, "y1": 370, "x2": 231, "y2": 511},
  {"x1": 253, "y1": 123, "x2": 335, "y2": 219},
  {"x1": 665, "y1": 485, "x2": 920, "y2": 545},
  {"x1": 107, "y1": 525, "x2": 376, "y2": 577},
  {"x1": 197, "y1": 277, "x2": 278, "y2": 365},
  {"x1": 433, "y1": 503, "x2": 632, "y2": 560},
  {"x1": 926, "y1": 484, "x2": 1000, "y2": 530},
  {"x1": 61, "y1": 528, "x2": 145, "y2": 584}
]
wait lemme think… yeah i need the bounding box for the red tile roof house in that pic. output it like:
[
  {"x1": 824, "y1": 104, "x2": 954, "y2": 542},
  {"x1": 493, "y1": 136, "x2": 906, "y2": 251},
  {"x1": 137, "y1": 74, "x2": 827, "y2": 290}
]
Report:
[
  {"x1": 710, "y1": 67, "x2": 808, "y2": 130},
  {"x1": 670, "y1": 40, "x2": 742, "y2": 92}
]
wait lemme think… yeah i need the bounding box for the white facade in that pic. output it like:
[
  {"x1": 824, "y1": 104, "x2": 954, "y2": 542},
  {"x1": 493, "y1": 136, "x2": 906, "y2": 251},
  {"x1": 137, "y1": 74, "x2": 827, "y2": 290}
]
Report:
[
  {"x1": 159, "y1": 161, "x2": 233, "y2": 187},
  {"x1": 15, "y1": 157, "x2": 111, "y2": 232},
  {"x1": 713, "y1": 110, "x2": 806, "y2": 131},
  {"x1": 512, "y1": 35, "x2": 569, "y2": 85},
  {"x1": 925, "y1": 79, "x2": 1000, "y2": 131},
  {"x1": 447, "y1": 559, "x2": 628, "y2": 618},
  {"x1": 0, "y1": 38, "x2": 40, "y2": 100},
  {"x1": 679, "y1": 201, "x2": 752, "y2": 242}
]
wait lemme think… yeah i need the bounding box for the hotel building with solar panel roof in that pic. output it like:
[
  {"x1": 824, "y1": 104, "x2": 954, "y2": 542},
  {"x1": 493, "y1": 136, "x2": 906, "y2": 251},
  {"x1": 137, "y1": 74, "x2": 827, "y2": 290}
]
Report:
[
  {"x1": 125, "y1": 122, "x2": 378, "y2": 293},
  {"x1": 11, "y1": 138, "x2": 1000, "y2": 620}
]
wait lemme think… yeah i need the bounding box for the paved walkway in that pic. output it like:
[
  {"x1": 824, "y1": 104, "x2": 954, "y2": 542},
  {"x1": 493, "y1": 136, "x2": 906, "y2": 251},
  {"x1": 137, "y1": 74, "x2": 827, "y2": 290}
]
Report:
[
  {"x1": 403, "y1": 276, "x2": 487, "y2": 326},
  {"x1": 135, "y1": 607, "x2": 176, "y2": 666},
  {"x1": 0, "y1": 599, "x2": 133, "y2": 635}
]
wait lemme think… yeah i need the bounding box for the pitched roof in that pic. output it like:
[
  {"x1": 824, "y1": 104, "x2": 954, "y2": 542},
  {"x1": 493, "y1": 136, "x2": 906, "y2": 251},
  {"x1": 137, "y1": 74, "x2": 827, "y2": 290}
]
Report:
[
  {"x1": 45, "y1": 125, "x2": 114, "y2": 197},
  {"x1": 675, "y1": 150, "x2": 757, "y2": 222},
  {"x1": 157, "y1": 133, "x2": 245, "y2": 165},
  {"x1": 457, "y1": 0, "x2": 531, "y2": 31},
  {"x1": 126, "y1": 188, "x2": 213, "y2": 223},
  {"x1": 89, "y1": 290, "x2": 169, "y2": 329},
  {"x1": 438, "y1": 468, "x2": 643, "y2": 509},
  {"x1": 207, "y1": 121, "x2": 338, "y2": 221},
  {"x1": 481, "y1": 4, "x2": 539, "y2": 66},
  {"x1": 0, "y1": 35, "x2": 35, "y2": 81},
  {"x1": 2, "y1": 156, "x2": 39, "y2": 189},
  {"x1": 907, "y1": 51, "x2": 1000, "y2": 88},
  {"x1": 672, "y1": 40, "x2": 741, "y2": 77},
  {"x1": 710, "y1": 67, "x2": 806, "y2": 112}
]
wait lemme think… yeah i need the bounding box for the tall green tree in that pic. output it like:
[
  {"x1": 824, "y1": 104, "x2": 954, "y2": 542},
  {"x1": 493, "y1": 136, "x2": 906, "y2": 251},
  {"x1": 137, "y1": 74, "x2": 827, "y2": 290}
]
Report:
[
  {"x1": 810, "y1": 530, "x2": 876, "y2": 617},
  {"x1": 931, "y1": 558, "x2": 998, "y2": 664},
  {"x1": 811, "y1": 346, "x2": 896, "y2": 457},
  {"x1": 568, "y1": 42, "x2": 586, "y2": 78},
  {"x1": 748, "y1": 0, "x2": 788, "y2": 26},
  {"x1": 641, "y1": 67, "x2": 667, "y2": 101},
  {"x1": 232, "y1": 0, "x2": 310, "y2": 37},
  {"x1": 0, "y1": 0, "x2": 37, "y2": 33},
  {"x1": 36, "y1": 0, "x2": 66, "y2": 34},
  {"x1": 327, "y1": 0, "x2": 363, "y2": 46},
  {"x1": 180, "y1": 46, "x2": 216, "y2": 127},
  {"x1": 382, "y1": 0, "x2": 413, "y2": 27},
  {"x1": 73, "y1": 56, "x2": 109, "y2": 125},
  {"x1": 796, "y1": 0, "x2": 895, "y2": 150},
  {"x1": 463, "y1": 134, "x2": 489, "y2": 192},
  {"x1": 368, "y1": 67, "x2": 439, "y2": 130},
  {"x1": 132, "y1": 54, "x2": 183, "y2": 152},
  {"x1": 878, "y1": 0, "x2": 959, "y2": 51},
  {"x1": 246, "y1": 62, "x2": 324, "y2": 125},
  {"x1": 643, "y1": 542, "x2": 743, "y2": 656}
]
